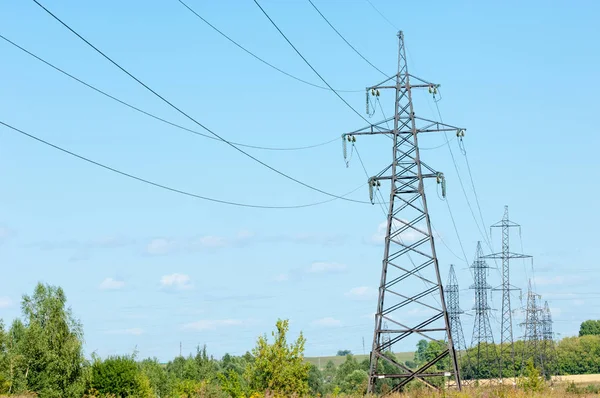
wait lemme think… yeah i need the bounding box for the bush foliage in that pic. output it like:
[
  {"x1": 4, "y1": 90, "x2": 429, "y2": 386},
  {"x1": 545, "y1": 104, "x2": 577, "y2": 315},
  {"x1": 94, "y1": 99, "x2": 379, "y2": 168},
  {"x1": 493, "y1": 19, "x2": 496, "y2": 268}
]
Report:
[{"x1": 2, "y1": 283, "x2": 600, "y2": 397}]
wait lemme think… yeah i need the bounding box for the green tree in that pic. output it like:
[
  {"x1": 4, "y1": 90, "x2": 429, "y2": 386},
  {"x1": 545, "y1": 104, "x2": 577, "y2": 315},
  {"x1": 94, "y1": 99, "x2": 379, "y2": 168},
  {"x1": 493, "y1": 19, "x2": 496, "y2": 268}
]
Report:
[
  {"x1": 139, "y1": 357, "x2": 169, "y2": 397},
  {"x1": 12, "y1": 283, "x2": 86, "y2": 398},
  {"x1": 90, "y1": 354, "x2": 152, "y2": 397},
  {"x1": 336, "y1": 350, "x2": 351, "y2": 356},
  {"x1": 307, "y1": 364, "x2": 324, "y2": 396},
  {"x1": 245, "y1": 319, "x2": 310, "y2": 396},
  {"x1": 414, "y1": 340, "x2": 429, "y2": 365},
  {"x1": 579, "y1": 320, "x2": 600, "y2": 337},
  {"x1": 333, "y1": 355, "x2": 359, "y2": 387},
  {"x1": 341, "y1": 369, "x2": 368, "y2": 394},
  {"x1": 556, "y1": 335, "x2": 600, "y2": 375},
  {"x1": 517, "y1": 359, "x2": 545, "y2": 392}
]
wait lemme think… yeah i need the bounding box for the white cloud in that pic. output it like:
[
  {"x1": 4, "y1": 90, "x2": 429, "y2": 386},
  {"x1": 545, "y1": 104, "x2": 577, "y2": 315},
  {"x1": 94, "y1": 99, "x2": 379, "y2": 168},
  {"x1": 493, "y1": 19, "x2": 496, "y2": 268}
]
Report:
[
  {"x1": 345, "y1": 286, "x2": 377, "y2": 300},
  {"x1": 182, "y1": 319, "x2": 243, "y2": 331},
  {"x1": 273, "y1": 273, "x2": 289, "y2": 282},
  {"x1": 146, "y1": 238, "x2": 177, "y2": 255},
  {"x1": 237, "y1": 230, "x2": 255, "y2": 240},
  {"x1": 549, "y1": 307, "x2": 562, "y2": 318},
  {"x1": 312, "y1": 317, "x2": 342, "y2": 327},
  {"x1": 105, "y1": 328, "x2": 144, "y2": 336},
  {"x1": 534, "y1": 275, "x2": 583, "y2": 286},
  {"x1": 307, "y1": 262, "x2": 346, "y2": 273},
  {"x1": 0, "y1": 297, "x2": 13, "y2": 309},
  {"x1": 0, "y1": 227, "x2": 15, "y2": 242},
  {"x1": 194, "y1": 236, "x2": 227, "y2": 248},
  {"x1": 369, "y1": 220, "x2": 423, "y2": 245},
  {"x1": 160, "y1": 273, "x2": 192, "y2": 290},
  {"x1": 99, "y1": 277, "x2": 125, "y2": 291}
]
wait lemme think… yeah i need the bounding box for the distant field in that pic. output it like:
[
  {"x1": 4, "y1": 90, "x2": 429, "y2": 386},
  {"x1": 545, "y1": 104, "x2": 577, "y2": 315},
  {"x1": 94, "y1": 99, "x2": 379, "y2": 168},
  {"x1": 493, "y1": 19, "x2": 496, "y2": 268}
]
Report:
[
  {"x1": 554, "y1": 374, "x2": 600, "y2": 384},
  {"x1": 306, "y1": 352, "x2": 414, "y2": 369}
]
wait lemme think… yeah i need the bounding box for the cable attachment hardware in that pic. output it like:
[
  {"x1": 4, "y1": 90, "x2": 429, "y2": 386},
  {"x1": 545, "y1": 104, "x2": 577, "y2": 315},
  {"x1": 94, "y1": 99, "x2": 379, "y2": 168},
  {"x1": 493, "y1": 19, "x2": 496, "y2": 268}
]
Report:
[
  {"x1": 456, "y1": 129, "x2": 466, "y2": 155},
  {"x1": 428, "y1": 84, "x2": 440, "y2": 95},
  {"x1": 368, "y1": 177, "x2": 381, "y2": 204},
  {"x1": 342, "y1": 135, "x2": 356, "y2": 167},
  {"x1": 436, "y1": 172, "x2": 447, "y2": 198},
  {"x1": 366, "y1": 89, "x2": 379, "y2": 117}
]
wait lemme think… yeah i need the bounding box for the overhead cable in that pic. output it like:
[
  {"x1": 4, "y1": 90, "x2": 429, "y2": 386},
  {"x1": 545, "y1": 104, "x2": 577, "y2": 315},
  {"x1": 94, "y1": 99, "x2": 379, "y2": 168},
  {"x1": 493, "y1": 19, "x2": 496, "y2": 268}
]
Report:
[
  {"x1": 252, "y1": 0, "x2": 372, "y2": 126},
  {"x1": 0, "y1": 33, "x2": 337, "y2": 152},
  {"x1": 175, "y1": 0, "x2": 362, "y2": 93},
  {"x1": 31, "y1": 0, "x2": 368, "y2": 204},
  {"x1": 0, "y1": 119, "x2": 365, "y2": 209},
  {"x1": 306, "y1": 0, "x2": 387, "y2": 76}
]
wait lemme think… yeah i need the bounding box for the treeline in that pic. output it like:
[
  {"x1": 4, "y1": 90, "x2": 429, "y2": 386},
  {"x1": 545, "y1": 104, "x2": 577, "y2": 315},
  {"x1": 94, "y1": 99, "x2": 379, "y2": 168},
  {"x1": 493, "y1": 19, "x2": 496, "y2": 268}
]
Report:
[
  {"x1": 413, "y1": 335, "x2": 600, "y2": 381},
  {"x1": 2, "y1": 282, "x2": 600, "y2": 397}
]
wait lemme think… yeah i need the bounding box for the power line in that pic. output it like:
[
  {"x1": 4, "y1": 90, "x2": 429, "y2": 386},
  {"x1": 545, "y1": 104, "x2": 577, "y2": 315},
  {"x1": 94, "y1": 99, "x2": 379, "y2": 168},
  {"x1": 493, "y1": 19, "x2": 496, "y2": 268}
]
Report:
[
  {"x1": 433, "y1": 96, "x2": 491, "y2": 250},
  {"x1": 252, "y1": 0, "x2": 371, "y2": 125},
  {"x1": 31, "y1": 0, "x2": 368, "y2": 204},
  {"x1": 306, "y1": 0, "x2": 387, "y2": 76},
  {"x1": 175, "y1": 0, "x2": 361, "y2": 93},
  {"x1": 0, "y1": 33, "x2": 338, "y2": 152},
  {"x1": 0, "y1": 119, "x2": 365, "y2": 209},
  {"x1": 443, "y1": 196, "x2": 470, "y2": 266},
  {"x1": 460, "y1": 140, "x2": 491, "y2": 244},
  {"x1": 363, "y1": 0, "x2": 398, "y2": 30}
]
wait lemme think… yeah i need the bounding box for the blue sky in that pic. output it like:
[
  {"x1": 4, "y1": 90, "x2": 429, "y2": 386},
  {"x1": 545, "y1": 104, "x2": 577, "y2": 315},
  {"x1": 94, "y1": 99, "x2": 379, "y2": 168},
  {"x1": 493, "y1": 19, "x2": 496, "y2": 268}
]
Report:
[{"x1": 0, "y1": 0, "x2": 598, "y2": 361}]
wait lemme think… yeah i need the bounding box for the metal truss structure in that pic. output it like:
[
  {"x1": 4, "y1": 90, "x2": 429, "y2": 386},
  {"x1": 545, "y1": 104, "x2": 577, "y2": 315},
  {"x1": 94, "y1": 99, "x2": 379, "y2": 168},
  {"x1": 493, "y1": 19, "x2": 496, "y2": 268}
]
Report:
[
  {"x1": 483, "y1": 206, "x2": 530, "y2": 378},
  {"x1": 343, "y1": 31, "x2": 464, "y2": 393}
]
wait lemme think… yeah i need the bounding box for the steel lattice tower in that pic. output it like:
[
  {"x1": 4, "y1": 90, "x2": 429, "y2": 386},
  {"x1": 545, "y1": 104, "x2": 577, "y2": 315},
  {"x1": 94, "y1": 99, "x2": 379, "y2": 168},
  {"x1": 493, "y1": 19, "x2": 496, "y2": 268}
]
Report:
[
  {"x1": 470, "y1": 242, "x2": 494, "y2": 346},
  {"x1": 541, "y1": 300, "x2": 554, "y2": 377},
  {"x1": 542, "y1": 301, "x2": 553, "y2": 342},
  {"x1": 469, "y1": 241, "x2": 495, "y2": 378},
  {"x1": 520, "y1": 281, "x2": 544, "y2": 373},
  {"x1": 344, "y1": 31, "x2": 464, "y2": 393},
  {"x1": 483, "y1": 206, "x2": 530, "y2": 377},
  {"x1": 446, "y1": 265, "x2": 467, "y2": 352}
]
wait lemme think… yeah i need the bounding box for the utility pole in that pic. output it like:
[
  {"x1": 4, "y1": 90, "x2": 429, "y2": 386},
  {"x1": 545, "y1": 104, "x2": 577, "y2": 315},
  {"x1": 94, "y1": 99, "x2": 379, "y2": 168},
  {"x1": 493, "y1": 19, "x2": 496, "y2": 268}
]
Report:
[
  {"x1": 483, "y1": 206, "x2": 530, "y2": 379},
  {"x1": 345, "y1": 31, "x2": 465, "y2": 393},
  {"x1": 470, "y1": 242, "x2": 495, "y2": 379}
]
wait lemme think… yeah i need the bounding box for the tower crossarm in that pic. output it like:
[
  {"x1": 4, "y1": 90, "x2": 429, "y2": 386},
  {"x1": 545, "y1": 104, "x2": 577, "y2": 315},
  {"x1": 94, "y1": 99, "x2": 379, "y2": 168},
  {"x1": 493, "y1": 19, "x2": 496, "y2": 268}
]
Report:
[{"x1": 483, "y1": 252, "x2": 532, "y2": 259}]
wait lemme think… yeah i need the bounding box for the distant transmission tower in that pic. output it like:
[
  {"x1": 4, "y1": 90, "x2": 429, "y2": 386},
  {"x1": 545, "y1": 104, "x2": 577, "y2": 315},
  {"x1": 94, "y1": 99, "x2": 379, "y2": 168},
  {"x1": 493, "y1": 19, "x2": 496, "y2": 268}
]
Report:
[
  {"x1": 483, "y1": 206, "x2": 530, "y2": 378},
  {"x1": 346, "y1": 31, "x2": 464, "y2": 393},
  {"x1": 446, "y1": 265, "x2": 467, "y2": 352},
  {"x1": 382, "y1": 321, "x2": 392, "y2": 352},
  {"x1": 541, "y1": 300, "x2": 554, "y2": 377},
  {"x1": 520, "y1": 280, "x2": 544, "y2": 374},
  {"x1": 470, "y1": 242, "x2": 495, "y2": 377},
  {"x1": 542, "y1": 301, "x2": 553, "y2": 342}
]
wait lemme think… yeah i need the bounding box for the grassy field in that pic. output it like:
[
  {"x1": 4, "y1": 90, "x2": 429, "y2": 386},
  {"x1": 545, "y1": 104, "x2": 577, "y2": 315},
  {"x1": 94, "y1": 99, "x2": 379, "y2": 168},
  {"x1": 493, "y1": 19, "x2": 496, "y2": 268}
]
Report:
[
  {"x1": 306, "y1": 352, "x2": 414, "y2": 369},
  {"x1": 553, "y1": 373, "x2": 600, "y2": 384}
]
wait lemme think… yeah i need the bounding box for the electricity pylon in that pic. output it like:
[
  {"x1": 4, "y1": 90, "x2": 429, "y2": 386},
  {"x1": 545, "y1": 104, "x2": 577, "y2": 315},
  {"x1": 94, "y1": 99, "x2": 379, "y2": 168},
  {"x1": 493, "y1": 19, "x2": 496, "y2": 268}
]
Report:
[
  {"x1": 483, "y1": 206, "x2": 530, "y2": 379},
  {"x1": 541, "y1": 300, "x2": 554, "y2": 377},
  {"x1": 344, "y1": 31, "x2": 465, "y2": 393},
  {"x1": 520, "y1": 280, "x2": 544, "y2": 374},
  {"x1": 469, "y1": 242, "x2": 495, "y2": 378},
  {"x1": 446, "y1": 264, "x2": 473, "y2": 383},
  {"x1": 446, "y1": 265, "x2": 467, "y2": 353},
  {"x1": 542, "y1": 301, "x2": 553, "y2": 342}
]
